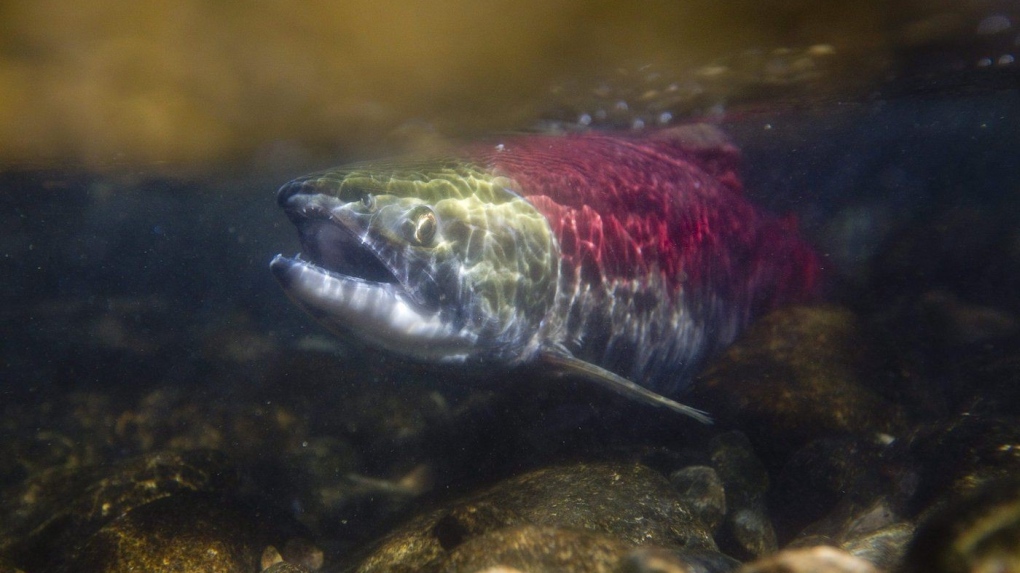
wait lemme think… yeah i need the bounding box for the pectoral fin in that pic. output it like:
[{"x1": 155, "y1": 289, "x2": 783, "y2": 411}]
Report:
[{"x1": 537, "y1": 350, "x2": 712, "y2": 424}]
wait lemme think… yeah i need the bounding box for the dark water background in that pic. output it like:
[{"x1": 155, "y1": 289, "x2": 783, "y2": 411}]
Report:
[{"x1": 2, "y1": 2, "x2": 1020, "y2": 571}]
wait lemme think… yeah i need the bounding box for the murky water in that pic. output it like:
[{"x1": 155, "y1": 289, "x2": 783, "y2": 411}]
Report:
[{"x1": 2, "y1": 3, "x2": 1020, "y2": 573}]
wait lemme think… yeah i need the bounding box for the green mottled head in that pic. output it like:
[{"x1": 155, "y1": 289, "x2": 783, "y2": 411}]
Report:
[{"x1": 270, "y1": 161, "x2": 559, "y2": 364}]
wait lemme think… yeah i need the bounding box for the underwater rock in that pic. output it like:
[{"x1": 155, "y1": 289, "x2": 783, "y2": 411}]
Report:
[
  {"x1": 262, "y1": 563, "x2": 312, "y2": 573},
  {"x1": 772, "y1": 433, "x2": 915, "y2": 570},
  {"x1": 737, "y1": 546, "x2": 878, "y2": 573},
  {"x1": 841, "y1": 521, "x2": 913, "y2": 572},
  {"x1": 708, "y1": 432, "x2": 776, "y2": 560},
  {"x1": 351, "y1": 461, "x2": 715, "y2": 573},
  {"x1": 949, "y1": 335, "x2": 1020, "y2": 418},
  {"x1": 709, "y1": 433, "x2": 769, "y2": 511},
  {"x1": 616, "y1": 547, "x2": 740, "y2": 573},
  {"x1": 669, "y1": 466, "x2": 727, "y2": 532},
  {"x1": 772, "y1": 435, "x2": 898, "y2": 541},
  {"x1": 727, "y1": 510, "x2": 776, "y2": 562},
  {"x1": 73, "y1": 492, "x2": 316, "y2": 573},
  {"x1": 903, "y1": 414, "x2": 1020, "y2": 515},
  {"x1": 900, "y1": 476, "x2": 1020, "y2": 573},
  {"x1": 0, "y1": 449, "x2": 239, "y2": 572},
  {"x1": 116, "y1": 387, "x2": 311, "y2": 461},
  {"x1": 444, "y1": 525, "x2": 631, "y2": 573},
  {"x1": 687, "y1": 306, "x2": 907, "y2": 460},
  {"x1": 915, "y1": 290, "x2": 1018, "y2": 347}
]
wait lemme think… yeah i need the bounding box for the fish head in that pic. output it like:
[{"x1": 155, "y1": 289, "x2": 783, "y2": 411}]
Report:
[{"x1": 271, "y1": 160, "x2": 559, "y2": 364}]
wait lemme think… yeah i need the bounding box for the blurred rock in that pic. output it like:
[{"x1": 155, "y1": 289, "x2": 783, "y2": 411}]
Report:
[
  {"x1": 709, "y1": 433, "x2": 776, "y2": 560},
  {"x1": 263, "y1": 563, "x2": 312, "y2": 573},
  {"x1": 0, "y1": 450, "x2": 239, "y2": 572},
  {"x1": 738, "y1": 546, "x2": 878, "y2": 573},
  {"x1": 903, "y1": 414, "x2": 1020, "y2": 515},
  {"x1": 351, "y1": 461, "x2": 715, "y2": 573},
  {"x1": 901, "y1": 477, "x2": 1020, "y2": 573},
  {"x1": 916, "y1": 290, "x2": 1018, "y2": 347},
  {"x1": 74, "y1": 492, "x2": 315, "y2": 573},
  {"x1": 946, "y1": 335, "x2": 1020, "y2": 418},
  {"x1": 841, "y1": 521, "x2": 913, "y2": 571},
  {"x1": 687, "y1": 306, "x2": 908, "y2": 460},
  {"x1": 772, "y1": 435, "x2": 899, "y2": 542},
  {"x1": 670, "y1": 466, "x2": 727, "y2": 532},
  {"x1": 616, "y1": 547, "x2": 740, "y2": 573}
]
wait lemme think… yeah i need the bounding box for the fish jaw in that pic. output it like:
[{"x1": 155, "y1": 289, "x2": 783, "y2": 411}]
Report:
[{"x1": 270, "y1": 254, "x2": 479, "y2": 361}]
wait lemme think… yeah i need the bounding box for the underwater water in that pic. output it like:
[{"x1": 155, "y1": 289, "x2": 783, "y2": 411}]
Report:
[{"x1": 2, "y1": 3, "x2": 1020, "y2": 573}]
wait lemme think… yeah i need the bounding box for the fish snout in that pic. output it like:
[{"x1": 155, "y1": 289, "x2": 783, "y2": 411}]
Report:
[{"x1": 276, "y1": 178, "x2": 317, "y2": 208}]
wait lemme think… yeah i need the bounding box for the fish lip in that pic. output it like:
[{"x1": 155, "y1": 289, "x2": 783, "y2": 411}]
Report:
[{"x1": 270, "y1": 253, "x2": 477, "y2": 360}]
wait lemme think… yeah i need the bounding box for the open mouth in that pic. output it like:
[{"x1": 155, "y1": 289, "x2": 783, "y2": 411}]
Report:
[
  {"x1": 295, "y1": 219, "x2": 399, "y2": 285},
  {"x1": 270, "y1": 177, "x2": 479, "y2": 360},
  {"x1": 272, "y1": 180, "x2": 400, "y2": 287}
]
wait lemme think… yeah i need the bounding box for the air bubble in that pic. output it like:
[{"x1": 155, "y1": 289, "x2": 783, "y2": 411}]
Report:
[
  {"x1": 578, "y1": 113, "x2": 592, "y2": 126},
  {"x1": 657, "y1": 112, "x2": 673, "y2": 125}
]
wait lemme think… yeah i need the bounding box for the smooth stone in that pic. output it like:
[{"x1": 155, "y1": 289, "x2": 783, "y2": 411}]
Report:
[
  {"x1": 738, "y1": 546, "x2": 878, "y2": 573},
  {"x1": 351, "y1": 461, "x2": 715, "y2": 573},
  {"x1": 445, "y1": 525, "x2": 630, "y2": 573}
]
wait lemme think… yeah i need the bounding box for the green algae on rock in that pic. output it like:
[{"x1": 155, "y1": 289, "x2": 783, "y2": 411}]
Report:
[
  {"x1": 351, "y1": 461, "x2": 717, "y2": 573},
  {"x1": 0, "y1": 450, "x2": 240, "y2": 572},
  {"x1": 75, "y1": 492, "x2": 314, "y2": 573},
  {"x1": 0, "y1": 450, "x2": 316, "y2": 573}
]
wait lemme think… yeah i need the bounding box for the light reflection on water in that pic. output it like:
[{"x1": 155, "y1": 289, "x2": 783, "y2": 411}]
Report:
[{"x1": 0, "y1": 1, "x2": 1015, "y2": 170}]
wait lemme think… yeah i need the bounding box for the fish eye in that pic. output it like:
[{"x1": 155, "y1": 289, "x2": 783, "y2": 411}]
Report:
[{"x1": 409, "y1": 206, "x2": 437, "y2": 246}]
